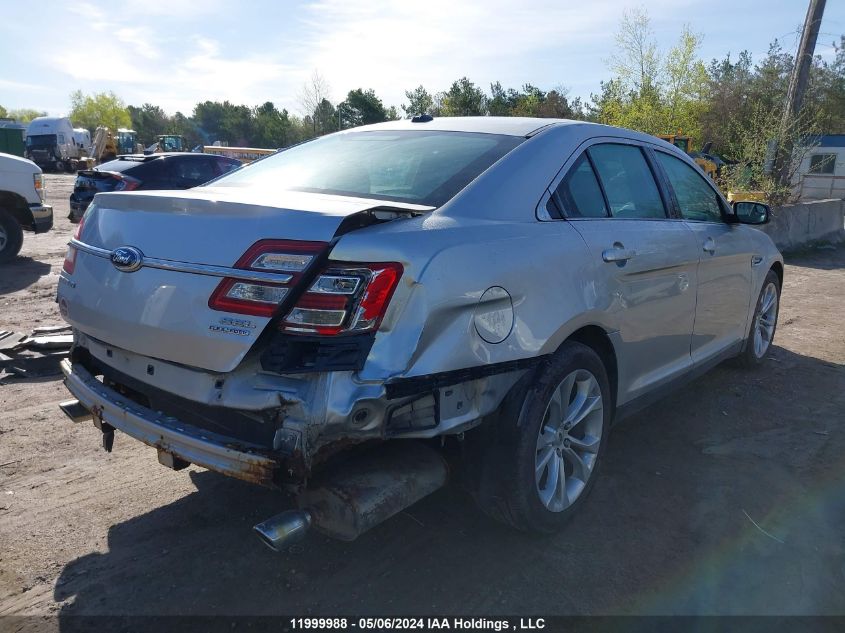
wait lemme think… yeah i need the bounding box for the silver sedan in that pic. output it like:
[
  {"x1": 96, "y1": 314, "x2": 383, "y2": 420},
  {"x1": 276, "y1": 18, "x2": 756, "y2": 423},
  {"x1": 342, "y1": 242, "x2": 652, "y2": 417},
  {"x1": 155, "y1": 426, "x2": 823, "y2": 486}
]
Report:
[{"x1": 57, "y1": 116, "x2": 782, "y2": 544}]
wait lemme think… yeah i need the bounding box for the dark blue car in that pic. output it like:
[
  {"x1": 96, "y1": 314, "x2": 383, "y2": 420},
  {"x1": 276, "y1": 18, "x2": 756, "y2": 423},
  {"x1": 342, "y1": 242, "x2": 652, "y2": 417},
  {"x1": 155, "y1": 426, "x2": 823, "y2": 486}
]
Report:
[{"x1": 69, "y1": 153, "x2": 241, "y2": 222}]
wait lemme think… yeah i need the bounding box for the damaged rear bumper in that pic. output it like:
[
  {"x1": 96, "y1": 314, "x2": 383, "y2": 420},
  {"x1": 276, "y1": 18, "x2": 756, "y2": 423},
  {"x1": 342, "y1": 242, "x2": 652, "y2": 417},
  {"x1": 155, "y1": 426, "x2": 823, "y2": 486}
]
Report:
[{"x1": 60, "y1": 358, "x2": 280, "y2": 487}]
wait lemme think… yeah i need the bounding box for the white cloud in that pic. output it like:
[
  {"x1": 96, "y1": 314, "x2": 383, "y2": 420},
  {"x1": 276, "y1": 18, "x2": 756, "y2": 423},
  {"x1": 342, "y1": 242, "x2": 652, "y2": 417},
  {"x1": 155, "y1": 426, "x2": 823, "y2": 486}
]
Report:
[{"x1": 294, "y1": 0, "x2": 694, "y2": 108}]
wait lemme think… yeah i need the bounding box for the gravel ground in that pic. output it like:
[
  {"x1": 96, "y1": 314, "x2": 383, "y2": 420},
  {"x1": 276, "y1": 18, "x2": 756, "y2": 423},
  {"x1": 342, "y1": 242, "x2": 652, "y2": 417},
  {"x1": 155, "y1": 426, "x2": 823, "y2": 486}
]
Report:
[{"x1": 1, "y1": 174, "x2": 844, "y2": 618}]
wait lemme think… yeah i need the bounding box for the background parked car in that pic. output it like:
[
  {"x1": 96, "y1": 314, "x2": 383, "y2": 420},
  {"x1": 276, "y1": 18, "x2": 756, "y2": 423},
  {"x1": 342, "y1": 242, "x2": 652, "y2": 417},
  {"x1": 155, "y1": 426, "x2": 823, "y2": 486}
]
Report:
[
  {"x1": 0, "y1": 151, "x2": 53, "y2": 263},
  {"x1": 68, "y1": 152, "x2": 241, "y2": 222}
]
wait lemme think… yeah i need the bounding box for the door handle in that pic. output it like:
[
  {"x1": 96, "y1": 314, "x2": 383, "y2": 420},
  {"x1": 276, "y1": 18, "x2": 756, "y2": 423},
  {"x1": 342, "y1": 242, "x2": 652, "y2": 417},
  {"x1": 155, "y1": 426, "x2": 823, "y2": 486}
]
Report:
[
  {"x1": 602, "y1": 246, "x2": 636, "y2": 263},
  {"x1": 702, "y1": 237, "x2": 716, "y2": 254}
]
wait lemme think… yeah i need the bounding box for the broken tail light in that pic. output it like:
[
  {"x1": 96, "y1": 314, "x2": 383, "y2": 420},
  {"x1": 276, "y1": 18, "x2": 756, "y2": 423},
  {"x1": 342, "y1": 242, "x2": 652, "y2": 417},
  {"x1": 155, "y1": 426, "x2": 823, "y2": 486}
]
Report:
[
  {"x1": 208, "y1": 240, "x2": 328, "y2": 318},
  {"x1": 63, "y1": 216, "x2": 85, "y2": 274},
  {"x1": 281, "y1": 262, "x2": 403, "y2": 336}
]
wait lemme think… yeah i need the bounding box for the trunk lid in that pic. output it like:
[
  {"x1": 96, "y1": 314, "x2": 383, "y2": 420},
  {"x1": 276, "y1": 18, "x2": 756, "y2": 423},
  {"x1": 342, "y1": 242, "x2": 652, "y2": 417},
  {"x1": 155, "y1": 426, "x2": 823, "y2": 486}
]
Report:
[
  {"x1": 60, "y1": 188, "x2": 425, "y2": 373},
  {"x1": 74, "y1": 170, "x2": 120, "y2": 195}
]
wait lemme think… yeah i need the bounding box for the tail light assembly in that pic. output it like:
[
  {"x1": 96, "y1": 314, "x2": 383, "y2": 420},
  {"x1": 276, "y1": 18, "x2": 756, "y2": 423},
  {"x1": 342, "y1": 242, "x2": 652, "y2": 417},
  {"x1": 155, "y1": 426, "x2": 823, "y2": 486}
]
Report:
[
  {"x1": 62, "y1": 216, "x2": 85, "y2": 274},
  {"x1": 113, "y1": 174, "x2": 141, "y2": 191},
  {"x1": 209, "y1": 239, "x2": 403, "y2": 336},
  {"x1": 208, "y1": 240, "x2": 326, "y2": 318},
  {"x1": 282, "y1": 262, "x2": 403, "y2": 335}
]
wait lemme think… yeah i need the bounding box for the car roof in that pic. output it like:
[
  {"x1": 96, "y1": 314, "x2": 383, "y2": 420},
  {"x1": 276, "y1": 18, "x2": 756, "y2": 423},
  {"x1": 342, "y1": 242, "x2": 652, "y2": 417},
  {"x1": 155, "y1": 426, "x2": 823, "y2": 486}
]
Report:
[{"x1": 352, "y1": 116, "x2": 583, "y2": 137}]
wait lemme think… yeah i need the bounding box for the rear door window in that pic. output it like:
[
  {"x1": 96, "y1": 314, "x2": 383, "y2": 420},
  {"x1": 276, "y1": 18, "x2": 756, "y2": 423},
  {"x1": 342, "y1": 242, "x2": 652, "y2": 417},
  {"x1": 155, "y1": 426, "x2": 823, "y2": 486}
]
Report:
[
  {"x1": 655, "y1": 151, "x2": 723, "y2": 223},
  {"x1": 213, "y1": 157, "x2": 240, "y2": 177},
  {"x1": 163, "y1": 157, "x2": 217, "y2": 188},
  {"x1": 551, "y1": 154, "x2": 608, "y2": 218},
  {"x1": 126, "y1": 159, "x2": 166, "y2": 187},
  {"x1": 588, "y1": 144, "x2": 666, "y2": 219}
]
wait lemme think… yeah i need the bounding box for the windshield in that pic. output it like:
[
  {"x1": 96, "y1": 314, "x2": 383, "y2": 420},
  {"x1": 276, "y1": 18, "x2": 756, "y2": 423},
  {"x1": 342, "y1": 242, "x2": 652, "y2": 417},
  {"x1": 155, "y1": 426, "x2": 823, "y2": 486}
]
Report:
[
  {"x1": 212, "y1": 130, "x2": 523, "y2": 207},
  {"x1": 26, "y1": 134, "x2": 57, "y2": 148}
]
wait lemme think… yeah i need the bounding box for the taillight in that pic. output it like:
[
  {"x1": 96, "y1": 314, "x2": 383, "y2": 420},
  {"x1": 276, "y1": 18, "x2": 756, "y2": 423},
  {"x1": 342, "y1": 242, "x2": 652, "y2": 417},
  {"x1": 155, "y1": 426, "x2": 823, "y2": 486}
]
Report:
[
  {"x1": 208, "y1": 240, "x2": 327, "y2": 318},
  {"x1": 63, "y1": 216, "x2": 85, "y2": 274},
  {"x1": 114, "y1": 175, "x2": 141, "y2": 191},
  {"x1": 280, "y1": 262, "x2": 403, "y2": 336}
]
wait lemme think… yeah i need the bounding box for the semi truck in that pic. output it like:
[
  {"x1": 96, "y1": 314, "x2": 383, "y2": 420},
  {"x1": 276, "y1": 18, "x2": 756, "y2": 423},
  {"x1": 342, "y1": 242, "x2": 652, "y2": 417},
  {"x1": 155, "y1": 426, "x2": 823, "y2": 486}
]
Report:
[{"x1": 25, "y1": 117, "x2": 81, "y2": 172}]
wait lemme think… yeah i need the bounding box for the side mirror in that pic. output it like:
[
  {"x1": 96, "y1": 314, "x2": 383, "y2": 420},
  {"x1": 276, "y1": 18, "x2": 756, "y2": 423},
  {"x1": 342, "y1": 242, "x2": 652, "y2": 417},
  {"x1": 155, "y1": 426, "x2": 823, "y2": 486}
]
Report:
[{"x1": 732, "y1": 201, "x2": 771, "y2": 225}]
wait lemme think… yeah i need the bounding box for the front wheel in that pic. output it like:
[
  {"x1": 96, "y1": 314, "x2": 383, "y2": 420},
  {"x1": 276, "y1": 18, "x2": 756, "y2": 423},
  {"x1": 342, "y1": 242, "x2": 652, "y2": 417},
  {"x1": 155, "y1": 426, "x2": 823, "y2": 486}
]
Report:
[
  {"x1": 735, "y1": 270, "x2": 781, "y2": 368},
  {"x1": 469, "y1": 341, "x2": 612, "y2": 533},
  {"x1": 0, "y1": 210, "x2": 24, "y2": 264}
]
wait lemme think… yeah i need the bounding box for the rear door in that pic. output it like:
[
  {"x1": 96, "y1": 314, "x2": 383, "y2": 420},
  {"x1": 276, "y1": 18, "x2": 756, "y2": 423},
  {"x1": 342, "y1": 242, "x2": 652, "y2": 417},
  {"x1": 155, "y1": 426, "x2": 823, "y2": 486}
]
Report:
[
  {"x1": 651, "y1": 150, "x2": 753, "y2": 363},
  {"x1": 550, "y1": 141, "x2": 701, "y2": 402}
]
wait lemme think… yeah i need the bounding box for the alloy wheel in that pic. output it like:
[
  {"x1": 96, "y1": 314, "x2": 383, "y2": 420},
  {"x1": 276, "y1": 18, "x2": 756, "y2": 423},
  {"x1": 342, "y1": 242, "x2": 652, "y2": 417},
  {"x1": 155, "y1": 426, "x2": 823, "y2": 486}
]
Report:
[
  {"x1": 0, "y1": 224, "x2": 7, "y2": 251},
  {"x1": 753, "y1": 282, "x2": 778, "y2": 358},
  {"x1": 535, "y1": 369, "x2": 604, "y2": 512}
]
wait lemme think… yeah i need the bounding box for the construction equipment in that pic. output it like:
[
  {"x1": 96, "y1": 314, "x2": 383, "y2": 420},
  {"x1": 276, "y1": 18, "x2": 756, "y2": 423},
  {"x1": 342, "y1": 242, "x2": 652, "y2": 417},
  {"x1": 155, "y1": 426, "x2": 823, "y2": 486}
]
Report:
[
  {"x1": 656, "y1": 133, "x2": 767, "y2": 203},
  {"x1": 78, "y1": 127, "x2": 138, "y2": 168},
  {"x1": 656, "y1": 133, "x2": 723, "y2": 180},
  {"x1": 147, "y1": 135, "x2": 187, "y2": 153}
]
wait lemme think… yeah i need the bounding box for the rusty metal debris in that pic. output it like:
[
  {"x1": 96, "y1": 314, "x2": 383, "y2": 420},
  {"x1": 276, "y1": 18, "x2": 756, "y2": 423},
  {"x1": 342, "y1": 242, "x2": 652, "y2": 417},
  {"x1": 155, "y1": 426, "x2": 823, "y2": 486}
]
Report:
[{"x1": 0, "y1": 325, "x2": 73, "y2": 382}]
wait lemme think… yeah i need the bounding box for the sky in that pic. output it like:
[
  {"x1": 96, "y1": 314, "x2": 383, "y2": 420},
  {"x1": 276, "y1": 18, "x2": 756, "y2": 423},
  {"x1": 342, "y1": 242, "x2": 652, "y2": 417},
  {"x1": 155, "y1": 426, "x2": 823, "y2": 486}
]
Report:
[{"x1": 1, "y1": 0, "x2": 843, "y2": 118}]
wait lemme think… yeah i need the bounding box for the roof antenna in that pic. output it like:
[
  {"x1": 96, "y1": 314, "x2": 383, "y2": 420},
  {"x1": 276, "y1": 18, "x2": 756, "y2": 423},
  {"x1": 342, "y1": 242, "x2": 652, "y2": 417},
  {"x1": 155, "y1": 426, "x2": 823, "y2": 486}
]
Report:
[{"x1": 411, "y1": 114, "x2": 434, "y2": 123}]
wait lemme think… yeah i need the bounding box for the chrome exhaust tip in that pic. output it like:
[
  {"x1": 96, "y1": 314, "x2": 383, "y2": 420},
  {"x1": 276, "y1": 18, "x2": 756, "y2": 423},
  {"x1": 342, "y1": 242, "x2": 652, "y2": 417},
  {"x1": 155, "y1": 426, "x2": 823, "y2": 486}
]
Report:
[
  {"x1": 59, "y1": 399, "x2": 92, "y2": 423},
  {"x1": 253, "y1": 509, "x2": 312, "y2": 552}
]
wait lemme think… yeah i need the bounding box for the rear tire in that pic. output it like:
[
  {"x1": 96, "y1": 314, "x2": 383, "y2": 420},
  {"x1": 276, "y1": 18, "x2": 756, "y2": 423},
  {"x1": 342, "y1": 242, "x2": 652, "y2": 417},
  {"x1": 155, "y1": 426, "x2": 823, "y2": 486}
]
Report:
[
  {"x1": 466, "y1": 341, "x2": 612, "y2": 533},
  {"x1": 0, "y1": 210, "x2": 24, "y2": 264},
  {"x1": 735, "y1": 270, "x2": 780, "y2": 368}
]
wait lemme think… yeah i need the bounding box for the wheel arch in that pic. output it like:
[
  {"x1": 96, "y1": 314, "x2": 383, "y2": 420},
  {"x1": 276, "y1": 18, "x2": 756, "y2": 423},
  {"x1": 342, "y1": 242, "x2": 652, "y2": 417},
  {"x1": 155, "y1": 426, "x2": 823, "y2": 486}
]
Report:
[
  {"x1": 561, "y1": 325, "x2": 619, "y2": 410},
  {"x1": 770, "y1": 260, "x2": 784, "y2": 287},
  {"x1": 0, "y1": 190, "x2": 34, "y2": 229}
]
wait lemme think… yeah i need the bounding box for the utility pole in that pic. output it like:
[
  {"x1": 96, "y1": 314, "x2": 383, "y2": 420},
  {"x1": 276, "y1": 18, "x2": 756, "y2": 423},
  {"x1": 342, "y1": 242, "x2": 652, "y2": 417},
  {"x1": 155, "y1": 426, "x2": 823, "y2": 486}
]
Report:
[{"x1": 777, "y1": 0, "x2": 827, "y2": 186}]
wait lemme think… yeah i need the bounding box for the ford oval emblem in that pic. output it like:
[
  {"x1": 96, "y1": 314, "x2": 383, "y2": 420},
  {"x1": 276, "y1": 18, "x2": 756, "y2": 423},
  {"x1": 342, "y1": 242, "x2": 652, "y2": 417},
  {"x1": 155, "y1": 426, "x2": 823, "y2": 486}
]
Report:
[{"x1": 110, "y1": 246, "x2": 144, "y2": 273}]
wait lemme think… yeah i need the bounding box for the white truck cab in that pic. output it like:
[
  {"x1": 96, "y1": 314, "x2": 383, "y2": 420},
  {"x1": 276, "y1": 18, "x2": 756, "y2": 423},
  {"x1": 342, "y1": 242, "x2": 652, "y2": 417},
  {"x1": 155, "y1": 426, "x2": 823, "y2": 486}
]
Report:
[
  {"x1": 25, "y1": 116, "x2": 80, "y2": 172},
  {"x1": 0, "y1": 152, "x2": 53, "y2": 263}
]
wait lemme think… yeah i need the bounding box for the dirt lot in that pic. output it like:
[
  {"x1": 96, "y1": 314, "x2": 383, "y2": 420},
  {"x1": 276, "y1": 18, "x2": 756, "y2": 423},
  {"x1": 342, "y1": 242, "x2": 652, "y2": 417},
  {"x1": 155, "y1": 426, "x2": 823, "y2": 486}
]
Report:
[{"x1": 1, "y1": 174, "x2": 844, "y2": 618}]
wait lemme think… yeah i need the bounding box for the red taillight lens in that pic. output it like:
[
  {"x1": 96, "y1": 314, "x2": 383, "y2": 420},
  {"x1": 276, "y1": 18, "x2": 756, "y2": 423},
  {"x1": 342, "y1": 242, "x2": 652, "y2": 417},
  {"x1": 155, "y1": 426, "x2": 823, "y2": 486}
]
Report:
[
  {"x1": 63, "y1": 216, "x2": 85, "y2": 274},
  {"x1": 208, "y1": 240, "x2": 327, "y2": 318},
  {"x1": 280, "y1": 262, "x2": 403, "y2": 336},
  {"x1": 114, "y1": 175, "x2": 141, "y2": 191},
  {"x1": 351, "y1": 263, "x2": 403, "y2": 330}
]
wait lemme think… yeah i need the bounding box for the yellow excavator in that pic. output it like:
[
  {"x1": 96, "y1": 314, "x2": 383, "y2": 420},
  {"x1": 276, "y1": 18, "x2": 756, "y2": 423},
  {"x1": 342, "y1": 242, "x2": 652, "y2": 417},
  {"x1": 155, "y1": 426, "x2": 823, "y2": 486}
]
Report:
[
  {"x1": 655, "y1": 133, "x2": 720, "y2": 180},
  {"x1": 77, "y1": 127, "x2": 139, "y2": 168}
]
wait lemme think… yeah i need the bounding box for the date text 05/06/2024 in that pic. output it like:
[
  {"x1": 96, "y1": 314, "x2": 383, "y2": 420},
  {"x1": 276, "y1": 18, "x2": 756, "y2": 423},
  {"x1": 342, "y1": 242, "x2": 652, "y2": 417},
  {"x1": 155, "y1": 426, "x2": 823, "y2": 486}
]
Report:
[{"x1": 289, "y1": 618, "x2": 547, "y2": 630}]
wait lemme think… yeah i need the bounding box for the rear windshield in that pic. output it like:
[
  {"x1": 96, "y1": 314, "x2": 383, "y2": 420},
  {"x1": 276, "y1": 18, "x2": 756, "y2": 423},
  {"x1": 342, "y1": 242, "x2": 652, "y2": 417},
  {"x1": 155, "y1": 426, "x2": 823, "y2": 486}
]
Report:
[
  {"x1": 211, "y1": 130, "x2": 523, "y2": 207},
  {"x1": 96, "y1": 158, "x2": 152, "y2": 173}
]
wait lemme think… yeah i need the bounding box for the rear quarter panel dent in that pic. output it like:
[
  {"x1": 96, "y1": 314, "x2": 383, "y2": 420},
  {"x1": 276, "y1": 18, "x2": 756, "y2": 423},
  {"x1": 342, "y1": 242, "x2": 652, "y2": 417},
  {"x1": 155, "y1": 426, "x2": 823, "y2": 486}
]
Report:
[{"x1": 334, "y1": 217, "x2": 607, "y2": 380}]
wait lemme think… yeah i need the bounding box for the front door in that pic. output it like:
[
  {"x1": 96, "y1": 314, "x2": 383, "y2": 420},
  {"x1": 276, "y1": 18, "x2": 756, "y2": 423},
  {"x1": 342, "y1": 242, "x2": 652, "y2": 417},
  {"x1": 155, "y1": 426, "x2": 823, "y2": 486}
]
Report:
[{"x1": 652, "y1": 150, "x2": 753, "y2": 364}]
